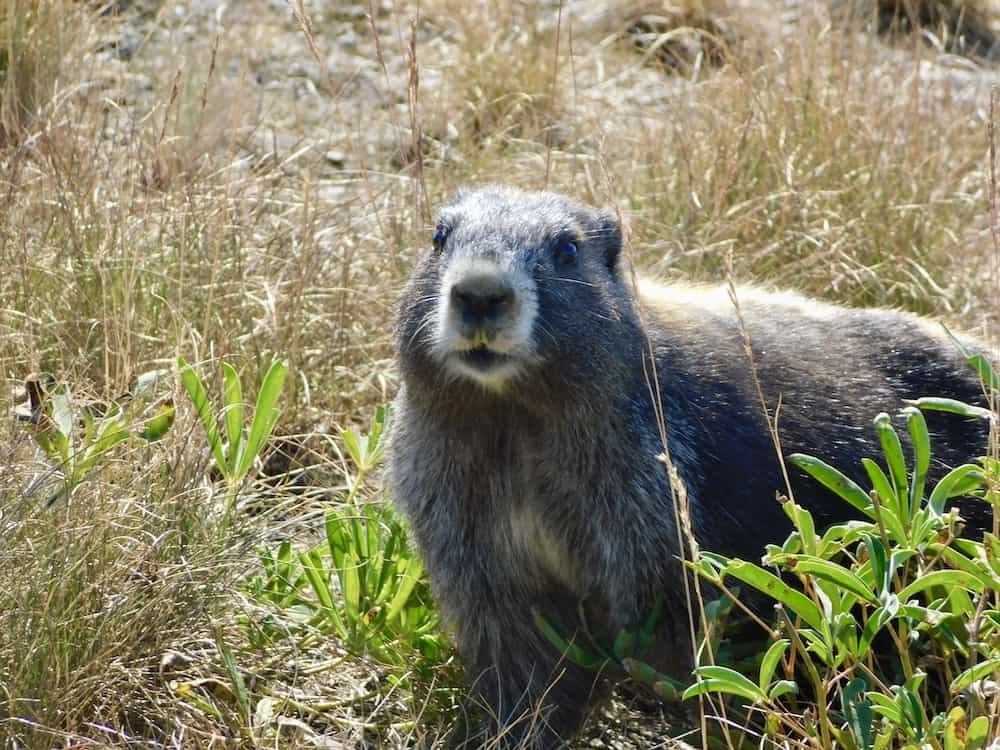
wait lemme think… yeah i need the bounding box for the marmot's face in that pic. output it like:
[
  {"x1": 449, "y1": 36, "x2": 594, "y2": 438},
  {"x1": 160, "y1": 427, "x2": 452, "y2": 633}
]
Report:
[{"x1": 397, "y1": 186, "x2": 631, "y2": 395}]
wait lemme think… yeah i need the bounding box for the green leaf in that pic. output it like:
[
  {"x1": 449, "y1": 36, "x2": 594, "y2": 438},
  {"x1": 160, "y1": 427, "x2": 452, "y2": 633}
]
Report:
[
  {"x1": 896, "y1": 684, "x2": 923, "y2": 738},
  {"x1": 683, "y1": 665, "x2": 768, "y2": 704},
  {"x1": 725, "y1": 559, "x2": 825, "y2": 632},
  {"x1": 985, "y1": 533, "x2": 1000, "y2": 579},
  {"x1": 637, "y1": 594, "x2": 664, "y2": 654},
  {"x1": 138, "y1": 400, "x2": 175, "y2": 441},
  {"x1": 863, "y1": 458, "x2": 897, "y2": 510},
  {"x1": 338, "y1": 541, "x2": 361, "y2": 621},
  {"x1": 949, "y1": 657, "x2": 1000, "y2": 692},
  {"x1": 898, "y1": 570, "x2": 984, "y2": 602},
  {"x1": 940, "y1": 328, "x2": 999, "y2": 390},
  {"x1": 862, "y1": 532, "x2": 889, "y2": 596},
  {"x1": 299, "y1": 549, "x2": 334, "y2": 608},
  {"x1": 867, "y1": 692, "x2": 902, "y2": 723},
  {"x1": 767, "y1": 680, "x2": 798, "y2": 700},
  {"x1": 365, "y1": 405, "x2": 387, "y2": 468},
  {"x1": 788, "y1": 454, "x2": 873, "y2": 515},
  {"x1": 178, "y1": 357, "x2": 226, "y2": 473},
  {"x1": 967, "y1": 716, "x2": 990, "y2": 750},
  {"x1": 222, "y1": 363, "x2": 244, "y2": 475},
  {"x1": 904, "y1": 407, "x2": 930, "y2": 516},
  {"x1": 385, "y1": 556, "x2": 424, "y2": 623},
  {"x1": 874, "y1": 413, "x2": 908, "y2": 515},
  {"x1": 299, "y1": 549, "x2": 347, "y2": 640},
  {"x1": 342, "y1": 429, "x2": 362, "y2": 467},
  {"x1": 929, "y1": 465, "x2": 985, "y2": 514},
  {"x1": 909, "y1": 397, "x2": 995, "y2": 421},
  {"x1": 858, "y1": 596, "x2": 898, "y2": 659},
  {"x1": 622, "y1": 658, "x2": 685, "y2": 699},
  {"x1": 843, "y1": 678, "x2": 873, "y2": 750},
  {"x1": 236, "y1": 360, "x2": 287, "y2": 479},
  {"x1": 533, "y1": 610, "x2": 606, "y2": 670},
  {"x1": 783, "y1": 501, "x2": 816, "y2": 555},
  {"x1": 214, "y1": 625, "x2": 251, "y2": 724},
  {"x1": 934, "y1": 545, "x2": 1000, "y2": 591},
  {"x1": 613, "y1": 629, "x2": 636, "y2": 661},
  {"x1": 758, "y1": 638, "x2": 789, "y2": 692},
  {"x1": 944, "y1": 706, "x2": 967, "y2": 750},
  {"x1": 774, "y1": 555, "x2": 878, "y2": 605}
]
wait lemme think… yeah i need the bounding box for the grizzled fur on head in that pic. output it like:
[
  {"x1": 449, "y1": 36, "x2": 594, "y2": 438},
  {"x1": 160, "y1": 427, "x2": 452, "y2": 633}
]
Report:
[
  {"x1": 396, "y1": 186, "x2": 639, "y2": 410},
  {"x1": 389, "y1": 186, "x2": 992, "y2": 748}
]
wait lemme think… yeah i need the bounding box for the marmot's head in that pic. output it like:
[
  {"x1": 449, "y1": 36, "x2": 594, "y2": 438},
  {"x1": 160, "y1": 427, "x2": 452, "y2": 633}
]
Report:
[{"x1": 397, "y1": 186, "x2": 639, "y2": 399}]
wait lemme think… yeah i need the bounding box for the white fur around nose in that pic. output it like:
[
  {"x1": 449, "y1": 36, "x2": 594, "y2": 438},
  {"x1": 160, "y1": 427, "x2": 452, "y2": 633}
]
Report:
[{"x1": 434, "y1": 255, "x2": 538, "y2": 389}]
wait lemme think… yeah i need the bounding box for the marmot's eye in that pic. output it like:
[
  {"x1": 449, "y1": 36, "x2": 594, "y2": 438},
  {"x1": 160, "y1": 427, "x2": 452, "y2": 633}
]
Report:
[
  {"x1": 556, "y1": 241, "x2": 578, "y2": 265},
  {"x1": 433, "y1": 225, "x2": 448, "y2": 252}
]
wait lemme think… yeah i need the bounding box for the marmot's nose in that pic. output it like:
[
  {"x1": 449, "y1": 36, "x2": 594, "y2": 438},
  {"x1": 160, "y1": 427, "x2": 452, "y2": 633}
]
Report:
[{"x1": 450, "y1": 275, "x2": 515, "y2": 326}]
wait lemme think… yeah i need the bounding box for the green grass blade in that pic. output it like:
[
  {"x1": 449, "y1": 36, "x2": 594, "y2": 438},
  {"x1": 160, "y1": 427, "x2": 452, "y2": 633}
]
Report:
[
  {"x1": 178, "y1": 356, "x2": 226, "y2": 473},
  {"x1": 214, "y1": 625, "x2": 251, "y2": 727},
  {"x1": 236, "y1": 359, "x2": 287, "y2": 479},
  {"x1": 222, "y1": 363, "x2": 244, "y2": 476}
]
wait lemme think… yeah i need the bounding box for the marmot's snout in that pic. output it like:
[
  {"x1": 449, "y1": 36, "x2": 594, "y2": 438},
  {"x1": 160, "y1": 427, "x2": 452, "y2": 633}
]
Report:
[
  {"x1": 434, "y1": 256, "x2": 537, "y2": 389},
  {"x1": 449, "y1": 273, "x2": 517, "y2": 339}
]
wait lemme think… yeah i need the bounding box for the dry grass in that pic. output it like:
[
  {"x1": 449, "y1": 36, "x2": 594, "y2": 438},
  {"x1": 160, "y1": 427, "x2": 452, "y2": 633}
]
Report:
[{"x1": 1, "y1": 0, "x2": 999, "y2": 747}]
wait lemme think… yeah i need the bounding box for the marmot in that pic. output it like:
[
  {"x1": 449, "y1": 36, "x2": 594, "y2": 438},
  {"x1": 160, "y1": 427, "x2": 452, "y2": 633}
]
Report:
[{"x1": 389, "y1": 186, "x2": 992, "y2": 748}]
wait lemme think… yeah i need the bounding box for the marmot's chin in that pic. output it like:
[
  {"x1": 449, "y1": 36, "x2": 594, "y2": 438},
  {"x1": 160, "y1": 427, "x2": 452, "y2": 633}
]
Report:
[{"x1": 446, "y1": 347, "x2": 521, "y2": 390}]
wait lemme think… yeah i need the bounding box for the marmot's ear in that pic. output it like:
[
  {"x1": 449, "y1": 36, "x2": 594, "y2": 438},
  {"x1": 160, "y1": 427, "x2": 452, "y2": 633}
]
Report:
[{"x1": 596, "y1": 208, "x2": 624, "y2": 273}]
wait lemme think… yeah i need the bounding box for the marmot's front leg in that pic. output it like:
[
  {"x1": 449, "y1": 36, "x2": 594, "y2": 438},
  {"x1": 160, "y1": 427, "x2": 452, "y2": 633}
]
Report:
[{"x1": 448, "y1": 587, "x2": 609, "y2": 749}]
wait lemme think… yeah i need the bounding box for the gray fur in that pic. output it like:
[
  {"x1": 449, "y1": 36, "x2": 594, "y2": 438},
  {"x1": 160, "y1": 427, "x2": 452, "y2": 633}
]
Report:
[{"x1": 389, "y1": 186, "x2": 991, "y2": 748}]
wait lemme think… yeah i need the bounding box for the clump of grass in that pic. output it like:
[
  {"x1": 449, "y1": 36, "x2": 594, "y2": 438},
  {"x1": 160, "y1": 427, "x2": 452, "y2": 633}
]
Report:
[
  {"x1": 419, "y1": 1, "x2": 567, "y2": 166},
  {"x1": 0, "y1": 416, "x2": 238, "y2": 746},
  {"x1": 609, "y1": 0, "x2": 739, "y2": 73},
  {"x1": 0, "y1": 0, "x2": 98, "y2": 144},
  {"x1": 613, "y1": 15, "x2": 991, "y2": 316}
]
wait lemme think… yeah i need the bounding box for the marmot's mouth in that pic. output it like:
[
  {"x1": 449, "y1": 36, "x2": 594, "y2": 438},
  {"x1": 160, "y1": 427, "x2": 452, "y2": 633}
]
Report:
[{"x1": 457, "y1": 345, "x2": 509, "y2": 370}]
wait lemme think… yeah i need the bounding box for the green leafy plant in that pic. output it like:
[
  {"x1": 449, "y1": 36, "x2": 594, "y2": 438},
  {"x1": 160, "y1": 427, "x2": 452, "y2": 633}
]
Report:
[
  {"x1": 19, "y1": 371, "x2": 175, "y2": 504},
  {"x1": 246, "y1": 408, "x2": 446, "y2": 669},
  {"x1": 177, "y1": 356, "x2": 287, "y2": 529},
  {"x1": 681, "y1": 394, "x2": 999, "y2": 749}
]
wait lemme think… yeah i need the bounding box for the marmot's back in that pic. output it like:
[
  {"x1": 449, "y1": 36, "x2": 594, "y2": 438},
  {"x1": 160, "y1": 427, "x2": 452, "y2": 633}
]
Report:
[
  {"x1": 636, "y1": 278, "x2": 990, "y2": 557},
  {"x1": 391, "y1": 186, "x2": 992, "y2": 748}
]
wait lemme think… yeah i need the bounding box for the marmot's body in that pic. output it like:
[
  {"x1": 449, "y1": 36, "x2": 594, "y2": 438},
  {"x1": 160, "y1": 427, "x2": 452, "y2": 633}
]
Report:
[{"x1": 389, "y1": 186, "x2": 991, "y2": 748}]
